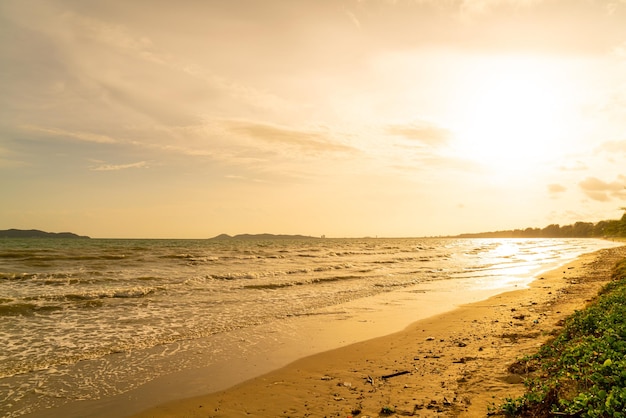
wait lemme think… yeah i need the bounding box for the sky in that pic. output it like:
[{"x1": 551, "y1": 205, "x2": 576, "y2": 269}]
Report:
[{"x1": 1, "y1": 0, "x2": 626, "y2": 238}]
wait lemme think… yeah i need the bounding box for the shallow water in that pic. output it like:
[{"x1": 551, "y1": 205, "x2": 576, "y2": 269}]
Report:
[{"x1": 0, "y1": 237, "x2": 621, "y2": 417}]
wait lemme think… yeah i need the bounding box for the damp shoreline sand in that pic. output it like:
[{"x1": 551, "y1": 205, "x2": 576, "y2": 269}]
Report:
[{"x1": 127, "y1": 245, "x2": 626, "y2": 417}]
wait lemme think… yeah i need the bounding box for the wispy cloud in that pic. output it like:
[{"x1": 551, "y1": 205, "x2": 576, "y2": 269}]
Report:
[
  {"x1": 62, "y1": 10, "x2": 290, "y2": 114},
  {"x1": 606, "y1": 1, "x2": 626, "y2": 15},
  {"x1": 345, "y1": 9, "x2": 361, "y2": 29},
  {"x1": 548, "y1": 183, "x2": 567, "y2": 197},
  {"x1": 579, "y1": 175, "x2": 626, "y2": 201},
  {"x1": 559, "y1": 161, "x2": 588, "y2": 171},
  {"x1": 598, "y1": 140, "x2": 626, "y2": 154},
  {"x1": 224, "y1": 120, "x2": 357, "y2": 154},
  {"x1": 225, "y1": 174, "x2": 267, "y2": 183},
  {"x1": 386, "y1": 122, "x2": 451, "y2": 147},
  {"x1": 0, "y1": 147, "x2": 26, "y2": 168},
  {"x1": 21, "y1": 125, "x2": 118, "y2": 144},
  {"x1": 457, "y1": 0, "x2": 542, "y2": 18},
  {"x1": 61, "y1": 11, "x2": 163, "y2": 63},
  {"x1": 145, "y1": 143, "x2": 214, "y2": 157},
  {"x1": 599, "y1": 86, "x2": 626, "y2": 118},
  {"x1": 390, "y1": 155, "x2": 481, "y2": 174},
  {"x1": 90, "y1": 161, "x2": 148, "y2": 171},
  {"x1": 612, "y1": 40, "x2": 626, "y2": 57},
  {"x1": 5, "y1": 7, "x2": 290, "y2": 132}
]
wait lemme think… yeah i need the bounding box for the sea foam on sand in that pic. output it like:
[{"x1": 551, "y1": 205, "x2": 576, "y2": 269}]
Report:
[{"x1": 128, "y1": 247, "x2": 626, "y2": 418}]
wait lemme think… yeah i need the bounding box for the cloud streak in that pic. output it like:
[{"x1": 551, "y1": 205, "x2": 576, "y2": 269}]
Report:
[
  {"x1": 386, "y1": 122, "x2": 451, "y2": 147},
  {"x1": 21, "y1": 125, "x2": 118, "y2": 144},
  {"x1": 60, "y1": 11, "x2": 162, "y2": 63},
  {"x1": 224, "y1": 120, "x2": 357, "y2": 154},
  {"x1": 90, "y1": 161, "x2": 148, "y2": 171}
]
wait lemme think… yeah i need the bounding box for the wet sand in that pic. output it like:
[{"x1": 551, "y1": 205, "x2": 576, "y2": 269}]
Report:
[{"x1": 131, "y1": 245, "x2": 626, "y2": 417}]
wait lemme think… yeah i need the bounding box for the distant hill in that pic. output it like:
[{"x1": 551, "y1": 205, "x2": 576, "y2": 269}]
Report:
[
  {"x1": 0, "y1": 229, "x2": 90, "y2": 239},
  {"x1": 210, "y1": 233, "x2": 319, "y2": 240}
]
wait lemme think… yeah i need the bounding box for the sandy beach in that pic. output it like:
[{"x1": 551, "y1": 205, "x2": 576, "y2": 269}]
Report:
[{"x1": 129, "y1": 245, "x2": 626, "y2": 418}]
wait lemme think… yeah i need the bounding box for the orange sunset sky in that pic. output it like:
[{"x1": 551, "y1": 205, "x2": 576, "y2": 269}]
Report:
[{"x1": 1, "y1": 0, "x2": 626, "y2": 238}]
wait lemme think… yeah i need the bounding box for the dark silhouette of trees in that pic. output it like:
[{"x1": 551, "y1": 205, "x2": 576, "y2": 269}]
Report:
[{"x1": 457, "y1": 210, "x2": 626, "y2": 238}]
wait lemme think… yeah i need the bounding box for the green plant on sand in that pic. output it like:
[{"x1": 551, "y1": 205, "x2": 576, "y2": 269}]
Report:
[
  {"x1": 380, "y1": 405, "x2": 396, "y2": 415},
  {"x1": 498, "y1": 259, "x2": 626, "y2": 417}
]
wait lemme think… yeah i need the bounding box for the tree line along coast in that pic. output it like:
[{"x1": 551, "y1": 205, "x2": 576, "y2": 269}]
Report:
[{"x1": 456, "y1": 210, "x2": 626, "y2": 239}]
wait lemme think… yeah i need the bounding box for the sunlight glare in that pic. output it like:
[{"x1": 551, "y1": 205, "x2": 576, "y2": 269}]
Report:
[{"x1": 452, "y1": 56, "x2": 575, "y2": 173}]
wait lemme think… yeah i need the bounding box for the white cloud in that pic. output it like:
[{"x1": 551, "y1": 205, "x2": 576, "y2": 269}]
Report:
[{"x1": 90, "y1": 161, "x2": 148, "y2": 171}]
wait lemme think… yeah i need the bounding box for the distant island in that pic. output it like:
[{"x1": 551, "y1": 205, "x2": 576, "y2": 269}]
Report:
[
  {"x1": 210, "y1": 233, "x2": 320, "y2": 240},
  {"x1": 0, "y1": 229, "x2": 91, "y2": 239}
]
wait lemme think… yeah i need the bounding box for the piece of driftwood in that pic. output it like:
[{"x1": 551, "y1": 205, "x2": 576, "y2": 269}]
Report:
[{"x1": 381, "y1": 370, "x2": 410, "y2": 379}]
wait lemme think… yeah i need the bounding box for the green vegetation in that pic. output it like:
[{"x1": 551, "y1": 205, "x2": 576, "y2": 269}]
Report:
[
  {"x1": 498, "y1": 259, "x2": 626, "y2": 417},
  {"x1": 380, "y1": 406, "x2": 396, "y2": 415},
  {"x1": 459, "y1": 210, "x2": 626, "y2": 238}
]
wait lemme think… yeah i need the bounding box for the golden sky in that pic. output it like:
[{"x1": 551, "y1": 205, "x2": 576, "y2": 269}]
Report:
[{"x1": 1, "y1": 0, "x2": 626, "y2": 238}]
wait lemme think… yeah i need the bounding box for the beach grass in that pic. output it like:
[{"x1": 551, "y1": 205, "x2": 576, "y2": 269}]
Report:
[{"x1": 498, "y1": 258, "x2": 626, "y2": 417}]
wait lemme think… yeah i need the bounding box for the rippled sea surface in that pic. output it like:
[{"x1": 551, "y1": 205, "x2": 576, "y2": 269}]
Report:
[{"x1": 0, "y1": 237, "x2": 621, "y2": 417}]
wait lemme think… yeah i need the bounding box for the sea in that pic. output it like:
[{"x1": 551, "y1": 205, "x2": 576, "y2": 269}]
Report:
[{"x1": 0, "y1": 237, "x2": 622, "y2": 418}]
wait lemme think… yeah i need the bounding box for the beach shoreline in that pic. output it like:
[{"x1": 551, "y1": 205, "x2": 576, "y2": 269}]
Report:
[
  {"x1": 16, "y1": 242, "x2": 625, "y2": 418},
  {"x1": 127, "y1": 245, "x2": 626, "y2": 418}
]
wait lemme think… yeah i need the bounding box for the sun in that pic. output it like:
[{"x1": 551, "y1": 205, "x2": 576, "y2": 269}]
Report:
[{"x1": 450, "y1": 55, "x2": 574, "y2": 174}]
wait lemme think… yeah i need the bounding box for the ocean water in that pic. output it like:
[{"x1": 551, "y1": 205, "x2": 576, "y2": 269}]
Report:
[{"x1": 0, "y1": 237, "x2": 621, "y2": 417}]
